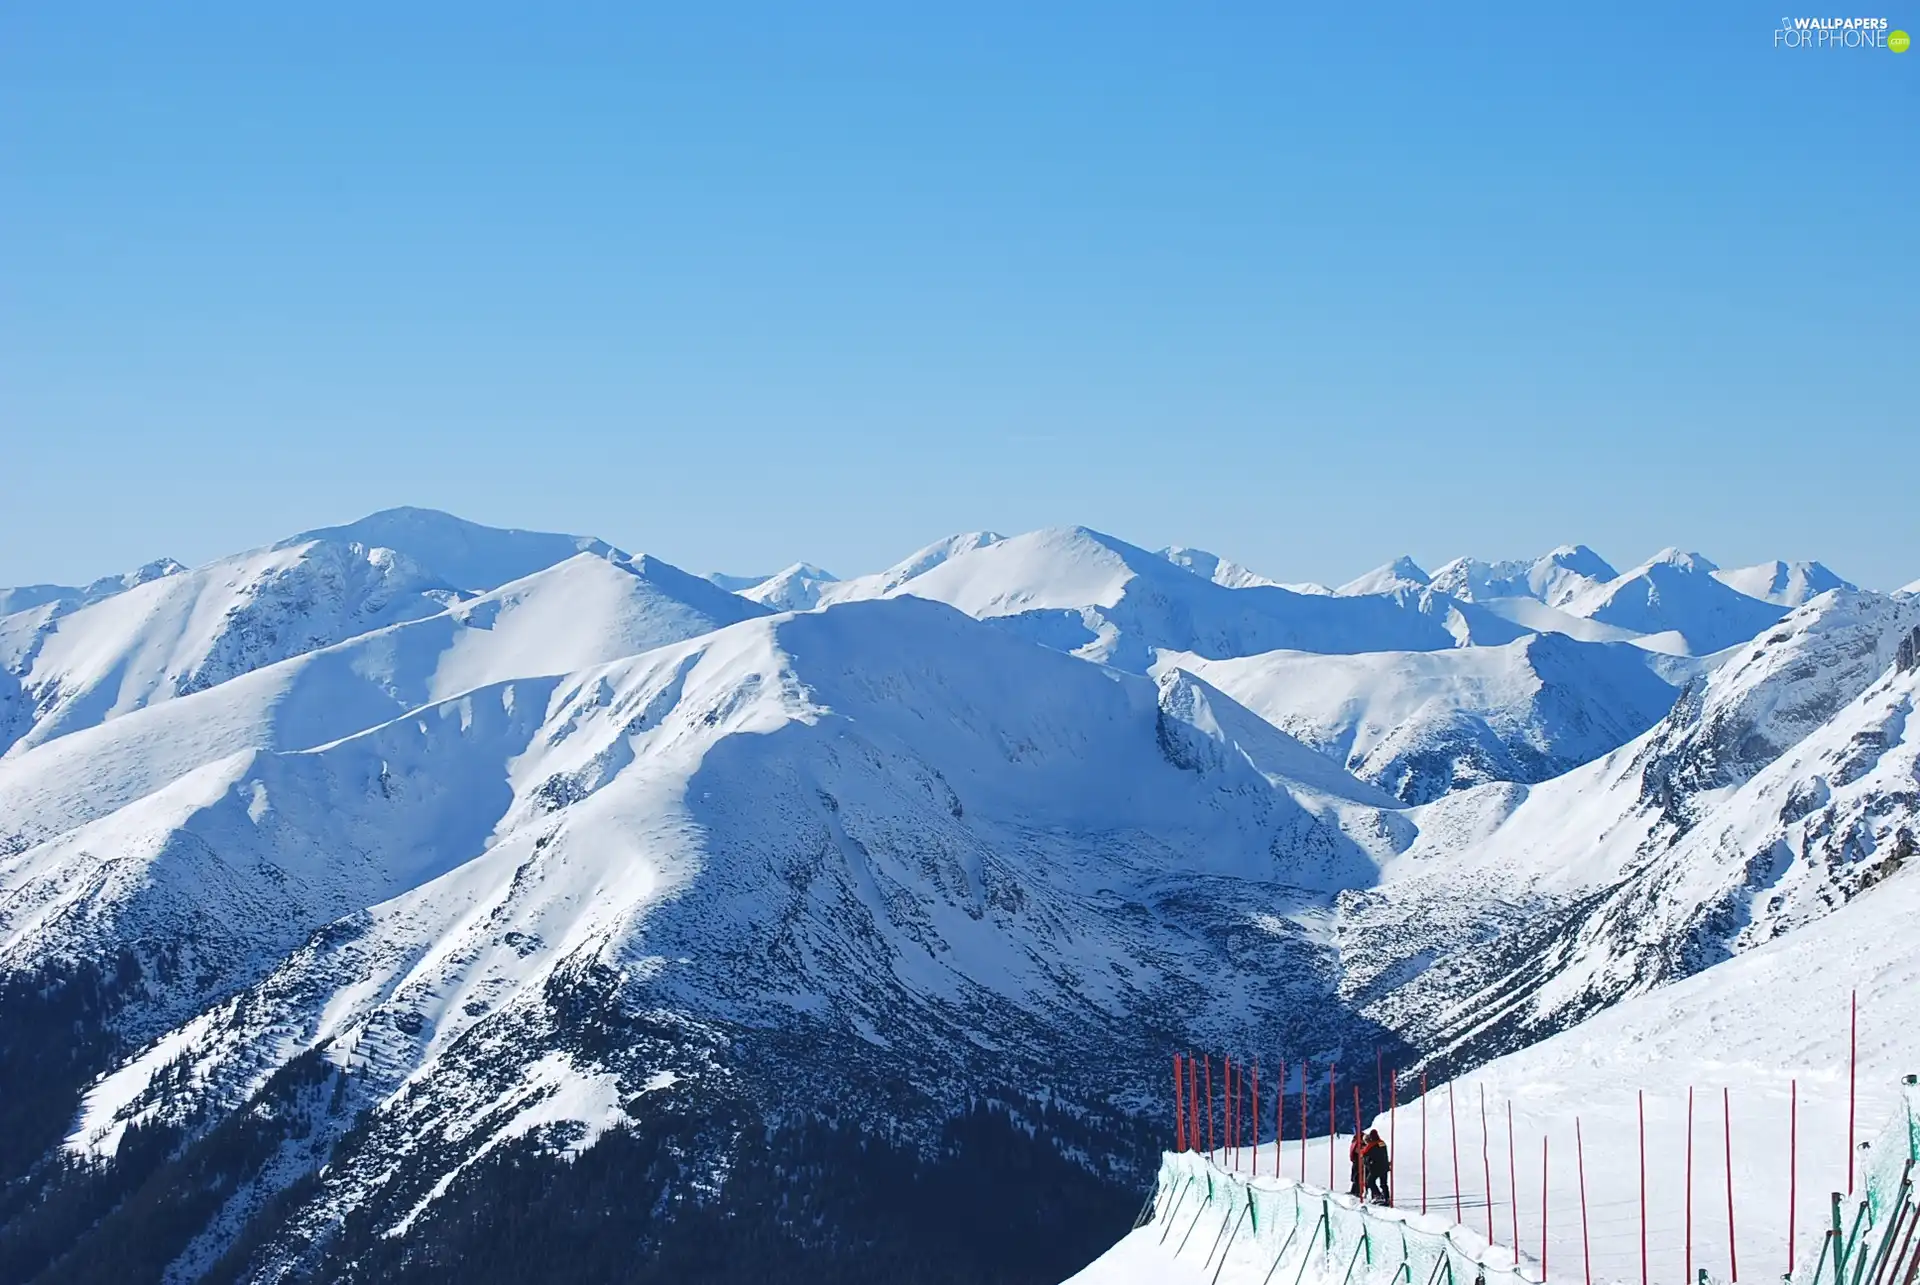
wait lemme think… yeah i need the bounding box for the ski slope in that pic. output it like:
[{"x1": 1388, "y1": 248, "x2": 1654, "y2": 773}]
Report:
[{"x1": 1068, "y1": 839, "x2": 1920, "y2": 1285}]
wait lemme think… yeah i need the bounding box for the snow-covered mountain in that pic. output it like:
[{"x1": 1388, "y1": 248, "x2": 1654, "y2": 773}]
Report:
[
  {"x1": 807, "y1": 527, "x2": 1527, "y2": 671},
  {"x1": 1156, "y1": 631, "x2": 1679, "y2": 804},
  {"x1": 1427, "y1": 544, "x2": 1616, "y2": 609},
  {"x1": 1311, "y1": 544, "x2": 1833, "y2": 658},
  {"x1": 1336, "y1": 556, "x2": 1431, "y2": 597},
  {"x1": 1342, "y1": 588, "x2": 1920, "y2": 1064},
  {"x1": 0, "y1": 510, "x2": 739, "y2": 761},
  {"x1": 1557, "y1": 548, "x2": 1789, "y2": 654},
  {"x1": 1711, "y1": 558, "x2": 1855, "y2": 605},
  {"x1": 0, "y1": 509, "x2": 1910, "y2": 1285},
  {"x1": 736, "y1": 561, "x2": 839, "y2": 611},
  {"x1": 3, "y1": 592, "x2": 1415, "y2": 1281}
]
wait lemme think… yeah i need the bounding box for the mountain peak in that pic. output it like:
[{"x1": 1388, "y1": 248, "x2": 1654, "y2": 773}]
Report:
[
  {"x1": 739, "y1": 562, "x2": 841, "y2": 611},
  {"x1": 1336, "y1": 556, "x2": 1430, "y2": 596},
  {"x1": 1542, "y1": 543, "x2": 1616, "y2": 578},
  {"x1": 1711, "y1": 558, "x2": 1855, "y2": 606},
  {"x1": 1643, "y1": 547, "x2": 1717, "y2": 574},
  {"x1": 289, "y1": 508, "x2": 618, "y2": 592}
]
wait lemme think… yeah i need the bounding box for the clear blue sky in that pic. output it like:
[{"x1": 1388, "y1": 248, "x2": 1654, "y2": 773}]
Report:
[{"x1": 3, "y1": 2, "x2": 1914, "y2": 590}]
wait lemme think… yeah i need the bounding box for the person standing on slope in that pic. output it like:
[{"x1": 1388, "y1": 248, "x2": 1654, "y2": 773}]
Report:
[
  {"x1": 1349, "y1": 1130, "x2": 1365, "y2": 1198},
  {"x1": 1363, "y1": 1129, "x2": 1391, "y2": 1204}
]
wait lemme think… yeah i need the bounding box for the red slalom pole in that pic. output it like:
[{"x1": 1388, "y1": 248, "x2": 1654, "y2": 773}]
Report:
[
  {"x1": 1182, "y1": 1052, "x2": 1198, "y2": 1152},
  {"x1": 1253, "y1": 1060, "x2": 1261, "y2": 1178},
  {"x1": 1238, "y1": 1057, "x2": 1246, "y2": 1169},
  {"x1": 1687, "y1": 1086, "x2": 1696, "y2": 1285},
  {"x1": 1190, "y1": 1054, "x2": 1202, "y2": 1158},
  {"x1": 1577, "y1": 1116, "x2": 1592, "y2": 1285},
  {"x1": 1227, "y1": 1057, "x2": 1236, "y2": 1169},
  {"x1": 1541, "y1": 1134, "x2": 1549, "y2": 1280},
  {"x1": 1789, "y1": 1078, "x2": 1798, "y2": 1275},
  {"x1": 1639, "y1": 1089, "x2": 1648, "y2": 1285},
  {"x1": 1508, "y1": 1100, "x2": 1520, "y2": 1252},
  {"x1": 1481, "y1": 1084, "x2": 1495, "y2": 1241},
  {"x1": 1353, "y1": 1083, "x2": 1364, "y2": 1197},
  {"x1": 1244, "y1": 1061, "x2": 1250, "y2": 1166},
  {"x1": 1190, "y1": 1054, "x2": 1200, "y2": 1154},
  {"x1": 1278, "y1": 1059, "x2": 1286, "y2": 1182},
  {"x1": 1301, "y1": 1066, "x2": 1309, "y2": 1184},
  {"x1": 1206, "y1": 1056, "x2": 1216, "y2": 1156},
  {"x1": 1848, "y1": 989, "x2": 1857, "y2": 1195},
  {"x1": 1175, "y1": 1054, "x2": 1186, "y2": 1152},
  {"x1": 1422, "y1": 1070, "x2": 1430, "y2": 1216},
  {"x1": 1329, "y1": 1063, "x2": 1338, "y2": 1191},
  {"x1": 1725, "y1": 1086, "x2": 1738, "y2": 1285},
  {"x1": 1450, "y1": 1079, "x2": 1463, "y2": 1224},
  {"x1": 1239, "y1": 1058, "x2": 1247, "y2": 1168},
  {"x1": 1378, "y1": 1047, "x2": 1384, "y2": 1120},
  {"x1": 1390, "y1": 1071, "x2": 1398, "y2": 1208}
]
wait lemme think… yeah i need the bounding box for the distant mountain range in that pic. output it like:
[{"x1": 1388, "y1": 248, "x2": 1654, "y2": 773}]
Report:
[{"x1": 0, "y1": 509, "x2": 1911, "y2": 1285}]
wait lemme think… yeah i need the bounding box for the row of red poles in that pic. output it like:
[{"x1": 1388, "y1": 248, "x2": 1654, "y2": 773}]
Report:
[{"x1": 1169, "y1": 992, "x2": 1876, "y2": 1285}]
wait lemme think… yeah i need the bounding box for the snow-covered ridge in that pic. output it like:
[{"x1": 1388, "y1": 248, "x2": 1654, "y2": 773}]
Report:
[
  {"x1": 0, "y1": 557, "x2": 188, "y2": 618},
  {"x1": 1160, "y1": 545, "x2": 1292, "y2": 591},
  {"x1": 0, "y1": 511, "x2": 758, "y2": 761},
  {"x1": 802, "y1": 525, "x2": 1531, "y2": 671},
  {"x1": 1156, "y1": 631, "x2": 1679, "y2": 804},
  {"x1": 1428, "y1": 545, "x2": 1617, "y2": 610}
]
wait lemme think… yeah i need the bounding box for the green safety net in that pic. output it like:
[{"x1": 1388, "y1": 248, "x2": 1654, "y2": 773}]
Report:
[
  {"x1": 1790, "y1": 1080, "x2": 1919, "y2": 1285},
  {"x1": 1149, "y1": 1151, "x2": 1542, "y2": 1285}
]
